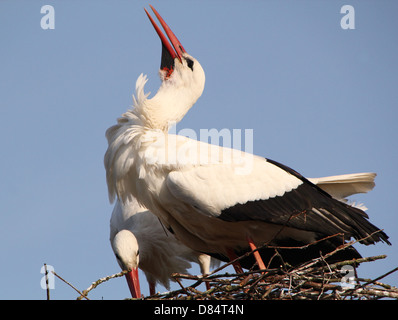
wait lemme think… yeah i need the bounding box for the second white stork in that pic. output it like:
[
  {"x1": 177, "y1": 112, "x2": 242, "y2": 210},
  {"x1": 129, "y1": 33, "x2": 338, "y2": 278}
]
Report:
[
  {"x1": 110, "y1": 197, "x2": 217, "y2": 298},
  {"x1": 105, "y1": 6, "x2": 390, "y2": 272}
]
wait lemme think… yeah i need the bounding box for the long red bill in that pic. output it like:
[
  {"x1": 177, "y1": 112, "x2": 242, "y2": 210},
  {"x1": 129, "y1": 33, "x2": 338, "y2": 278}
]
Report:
[
  {"x1": 125, "y1": 268, "x2": 141, "y2": 298},
  {"x1": 144, "y1": 5, "x2": 185, "y2": 63}
]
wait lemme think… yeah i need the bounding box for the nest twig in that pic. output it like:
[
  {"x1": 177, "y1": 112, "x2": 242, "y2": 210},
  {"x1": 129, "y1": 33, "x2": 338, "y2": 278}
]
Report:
[
  {"x1": 139, "y1": 234, "x2": 398, "y2": 300},
  {"x1": 139, "y1": 240, "x2": 398, "y2": 300},
  {"x1": 50, "y1": 238, "x2": 397, "y2": 300},
  {"x1": 144, "y1": 252, "x2": 398, "y2": 300}
]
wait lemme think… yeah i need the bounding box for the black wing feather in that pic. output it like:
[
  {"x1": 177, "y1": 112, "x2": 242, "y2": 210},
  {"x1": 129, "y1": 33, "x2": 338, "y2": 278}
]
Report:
[{"x1": 219, "y1": 158, "x2": 390, "y2": 245}]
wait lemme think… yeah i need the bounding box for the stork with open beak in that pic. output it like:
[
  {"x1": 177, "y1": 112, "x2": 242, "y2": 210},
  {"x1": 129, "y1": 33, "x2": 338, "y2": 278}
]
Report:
[{"x1": 105, "y1": 6, "x2": 390, "y2": 274}]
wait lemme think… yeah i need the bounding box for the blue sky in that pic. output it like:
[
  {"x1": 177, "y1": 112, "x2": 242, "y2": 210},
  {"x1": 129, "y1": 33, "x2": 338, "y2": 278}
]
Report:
[{"x1": 1, "y1": 1, "x2": 397, "y2": 299}]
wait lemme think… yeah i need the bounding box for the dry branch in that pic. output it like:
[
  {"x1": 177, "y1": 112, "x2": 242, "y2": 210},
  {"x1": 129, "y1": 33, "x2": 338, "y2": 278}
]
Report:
[
  {"x1": 50, "y1": 239, "x2": 397, "y2": 300},
  {"x1": 143, "y1": 252, "x2": 398, "y2": 300},
  {"x1": 140, "y1": 241, "x2": 397, "y2": 300},
  {"x1": 75, "y1": 270, "x2": 128, "y2": 300}
]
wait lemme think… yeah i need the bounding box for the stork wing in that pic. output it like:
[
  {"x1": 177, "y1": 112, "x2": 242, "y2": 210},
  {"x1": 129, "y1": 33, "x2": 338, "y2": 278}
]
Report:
[
  {"x1": 166, "y1": 156, "x2": 389, "y2": 245},
  {"x1": 308, "y1": 172, "x2": 376, "y2": 200},
  {"x1": 167, "y1": 154, "x2": 302, "y2": 217}
]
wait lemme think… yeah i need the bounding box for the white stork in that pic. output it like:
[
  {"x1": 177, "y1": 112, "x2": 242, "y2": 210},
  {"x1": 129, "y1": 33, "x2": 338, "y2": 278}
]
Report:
[
  {"x1": 110, "y1": 197, "x2": 218, "y2": 298},
  {"x1": 105, "y1": 6, "x2": 390, "y2": 273},
  {"x1": 110, "y1": 173, "x2": 377, "y2": 297}
]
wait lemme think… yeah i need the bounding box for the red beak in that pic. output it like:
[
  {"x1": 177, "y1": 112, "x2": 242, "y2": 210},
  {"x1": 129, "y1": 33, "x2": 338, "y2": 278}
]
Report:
[
  {"x1": 125, "y1": 268, "x2": 141, "y2": 298},
  {"x1": 144, "y1": 5, "x2": 186, "y2": 63}
]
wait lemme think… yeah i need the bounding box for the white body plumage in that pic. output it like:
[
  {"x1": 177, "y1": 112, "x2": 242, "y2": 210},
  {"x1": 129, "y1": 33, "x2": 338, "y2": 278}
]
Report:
[{"x1": 110, "y1": 197, "x2": 216, "y2": 294}]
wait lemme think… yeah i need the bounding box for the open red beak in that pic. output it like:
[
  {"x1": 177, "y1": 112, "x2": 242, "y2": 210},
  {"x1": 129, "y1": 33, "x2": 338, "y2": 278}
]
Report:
[
  {"x1": 125, "y1": 268, "x2": 141, "y2": 298},
  {"x1": 144, "y1": 5, "x2": 186, "y2": 76}
]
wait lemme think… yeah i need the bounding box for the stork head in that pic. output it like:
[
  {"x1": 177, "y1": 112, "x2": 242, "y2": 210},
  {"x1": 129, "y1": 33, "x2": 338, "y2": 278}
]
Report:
[
  {"x1": 136, "y1": 6, "x2": 205, "y2": 131},
  {"x1": 111, "y1": 229, "x2": 141, "y2": 298}
]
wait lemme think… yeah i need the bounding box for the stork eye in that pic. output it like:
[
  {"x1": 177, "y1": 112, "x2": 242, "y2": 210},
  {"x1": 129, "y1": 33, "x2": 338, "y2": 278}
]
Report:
[{"x1": 186, "y1": 58, "x2": 194, "y2": 71}]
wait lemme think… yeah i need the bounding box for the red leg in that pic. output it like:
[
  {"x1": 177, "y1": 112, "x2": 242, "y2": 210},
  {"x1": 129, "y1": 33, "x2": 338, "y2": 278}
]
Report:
[
  {"x1": 226, "y1": 248, "x2": 244, "y2": 274},
  {"x1": 246, "y1": 236, "x2": 266, "y2": 271},
  {"x1": 149, "y1": 281, "x2": 156, "y2": 296}
]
